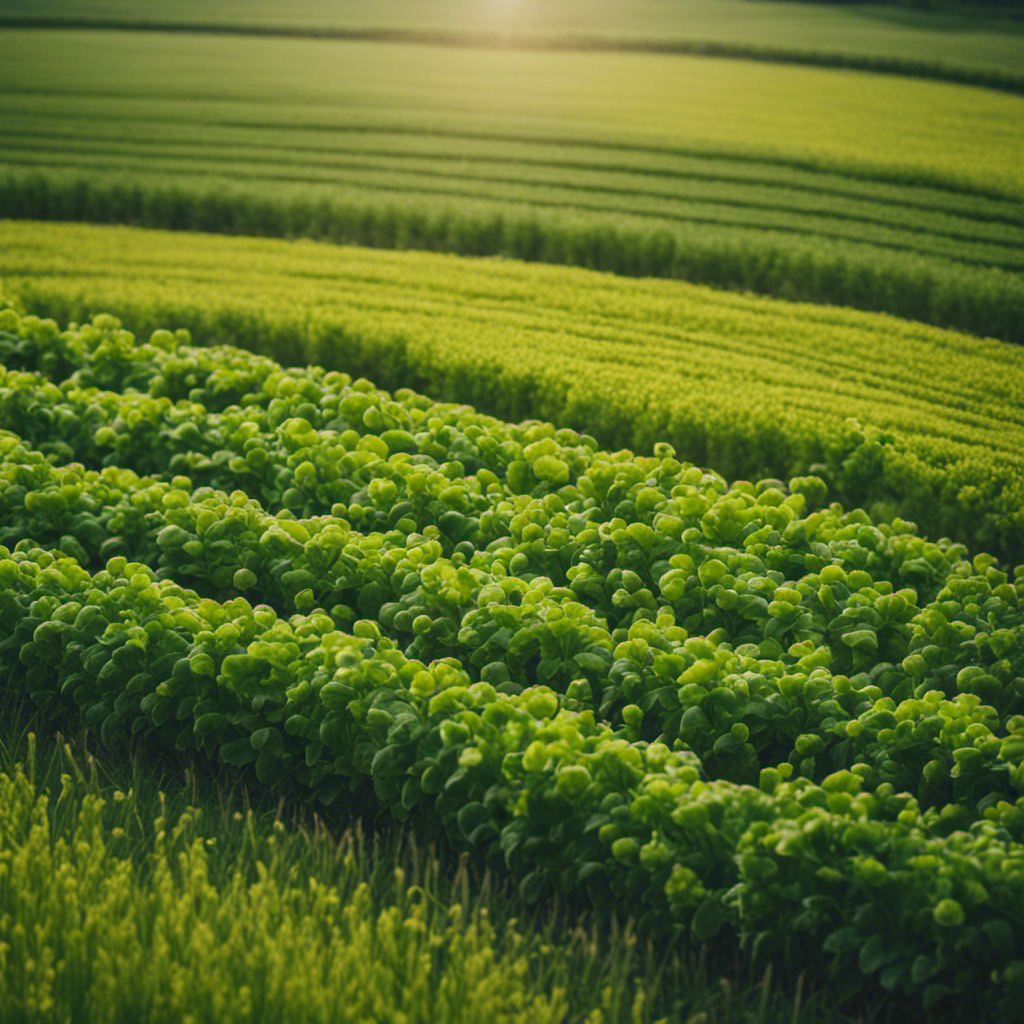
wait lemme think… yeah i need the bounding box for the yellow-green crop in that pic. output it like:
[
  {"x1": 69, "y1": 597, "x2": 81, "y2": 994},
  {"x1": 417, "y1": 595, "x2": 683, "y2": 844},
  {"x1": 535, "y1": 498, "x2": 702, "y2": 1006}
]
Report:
[
  {"x1": 3, "y1": 220, "x2": 1022, "y2": 560},
  {"x1": 1, "y1": 29, "x2": 1020, "y2": 196},
  {"x1": 2, "y1": 27, "x2": 1022, "y2": 336},
  {"x1": 0, "y1": 746, "x2": 577, "y2": 1024}
]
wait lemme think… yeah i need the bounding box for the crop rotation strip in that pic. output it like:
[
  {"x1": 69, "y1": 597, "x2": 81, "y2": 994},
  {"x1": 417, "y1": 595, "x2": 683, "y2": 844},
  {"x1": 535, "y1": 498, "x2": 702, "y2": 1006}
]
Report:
[
  {"x1": 7, "y1": 118, "x2": 1023, "y2": 224},
  {"x1": 1, "y1": 32, "x2": 1023, "y2": 340},
  {"x1": 3, "y1": 128, "x2": 1022, "y2": 266},
  {"x1": 2, "y1": 11, "x2": 1024, "y2": 94},
  {"x1": 1, "y1": 307, "x2": 1023, "y2": 1020},
  {"x1": 7, "y1": 33, "x2": 1021, "y2": 198},
  {"x1": 2, "y1": 221, "x2": 1022, "y2": 564},
  {"x1": 3, "y1": 151, "x2": 1022, "y2": 342}
]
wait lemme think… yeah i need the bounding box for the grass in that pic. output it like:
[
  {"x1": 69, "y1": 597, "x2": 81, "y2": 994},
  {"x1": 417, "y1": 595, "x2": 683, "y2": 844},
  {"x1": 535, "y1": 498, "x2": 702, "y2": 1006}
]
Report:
[
  {"x1": 1, "y1": 29, "x2": 1023, "y2": 337},
  {"x1": 2, "y1": 220, "x2": 1022, "y2": 562},
  {"x1": 0, "y1": 694, "x2": 884, "y2": 1024}
]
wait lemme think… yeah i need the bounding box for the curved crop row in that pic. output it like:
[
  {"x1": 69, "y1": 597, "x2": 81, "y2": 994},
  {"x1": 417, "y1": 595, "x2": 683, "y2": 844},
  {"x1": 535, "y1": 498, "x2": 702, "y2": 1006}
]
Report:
[
  {"x1": 7, "y1": 411, "x2": 1024, "y2": 829},
  {"x1": 1, "y1": 29, "x2": 1023, "y2": 337},
  {"x1": 3, "y1": 540, "x2": 1023, "y2": 1024},
  {"x1": 2, "y1": 308, "x2": 1022, "y2": 818},
  {"x1": 2, "y1": 310, "x2": 1024, "y2": 1018},
  {"x1": 2, "y1": 0, "x2": 1024, "y2": 92},
  {"x1": 3, "y1": 223, "x2": 1022, "y2": 563}
]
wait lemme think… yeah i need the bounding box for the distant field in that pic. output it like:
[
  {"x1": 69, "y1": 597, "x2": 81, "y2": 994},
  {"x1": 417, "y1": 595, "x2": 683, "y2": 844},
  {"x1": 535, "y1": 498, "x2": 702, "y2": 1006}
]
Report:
[
  {"x1": 4, "y1": 220, "x2": 1022, "y2": 562},
  {"x1": 2, "y1": 29, "x2": 1023, "y2": 341},
  {"x1": 2, "y1": 30, "x2": 1019, "y2": 198},
  {"x1": 2, "y1": 0, "x2": 1023, "y2": 89}
]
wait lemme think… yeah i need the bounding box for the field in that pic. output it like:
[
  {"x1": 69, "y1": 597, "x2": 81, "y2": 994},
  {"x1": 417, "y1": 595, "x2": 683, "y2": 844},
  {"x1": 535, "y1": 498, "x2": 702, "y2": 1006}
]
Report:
[
  {"x1": 2, "y1": 220, "x2": 1023, "y2": 566},
  {"x1": 4, "y1": 0, "x2": 1024, "y2": 89},
  {"x1": 2, "y1": 5, "x2": 1024, "y2": 1024},
  {"x1": 3, "y1": 304, "x2": 1024, "y2": 1023},
  {"x1": 2, "y1": 29, "x2": 1024, "y2": 339}
]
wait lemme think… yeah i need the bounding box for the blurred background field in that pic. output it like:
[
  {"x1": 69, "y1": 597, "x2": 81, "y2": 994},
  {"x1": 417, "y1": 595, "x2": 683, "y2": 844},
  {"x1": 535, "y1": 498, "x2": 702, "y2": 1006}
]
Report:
[
  {"x1": 2, "y1": 28, "x2": 1023, "y2": 340},
  {"x1": 3, "y1": 0, "x2": 1023, "y2": 88}
]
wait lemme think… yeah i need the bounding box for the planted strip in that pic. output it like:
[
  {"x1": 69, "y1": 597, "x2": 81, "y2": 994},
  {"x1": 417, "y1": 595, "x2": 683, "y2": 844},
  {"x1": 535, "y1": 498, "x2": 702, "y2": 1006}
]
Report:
[
  {"x1": 1, "y1": 543, "x2": 1023, "y2": 1020},
  {"x1": 3, "y1": 231, "x2": 1023, "y2": 562},
  {"x1": 2, "y1": 28, "x2": 1023, "y2": 336}
]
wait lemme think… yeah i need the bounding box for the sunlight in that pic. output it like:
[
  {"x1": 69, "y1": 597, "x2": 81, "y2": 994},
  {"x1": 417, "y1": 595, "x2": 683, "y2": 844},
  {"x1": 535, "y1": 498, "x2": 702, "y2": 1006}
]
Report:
[{"x1": 488, "y1": 0, "x2": 526, "y2": 29}]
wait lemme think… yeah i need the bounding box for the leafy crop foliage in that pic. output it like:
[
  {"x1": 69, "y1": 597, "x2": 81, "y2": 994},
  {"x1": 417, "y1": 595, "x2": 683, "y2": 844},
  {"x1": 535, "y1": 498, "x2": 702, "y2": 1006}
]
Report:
[
  {"x1": 2, "y1": 30, "x2": 1023, "y2": 339},
  {"x1": 2, "y1": 221, "x2": 1022, "y2": 564},
  {"x1": 1, "y1": 307, "x2": 1022, "y2": 1021}
]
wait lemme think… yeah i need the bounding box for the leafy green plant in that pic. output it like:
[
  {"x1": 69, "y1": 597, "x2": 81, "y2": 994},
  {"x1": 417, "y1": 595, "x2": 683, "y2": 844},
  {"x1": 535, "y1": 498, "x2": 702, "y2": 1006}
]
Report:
[
  {"x1": 3, "y1": 305, "x2": 1024, "y2": 1020},
  {"x1": 5, "y1": 227, "x2": 1024, "y2": 562}
]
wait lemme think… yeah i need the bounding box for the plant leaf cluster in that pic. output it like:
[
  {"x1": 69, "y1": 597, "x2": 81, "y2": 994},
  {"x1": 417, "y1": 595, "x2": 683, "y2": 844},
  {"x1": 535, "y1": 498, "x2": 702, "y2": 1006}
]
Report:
[{"x1": 1, "y1": 307, "x2": 1023, "y2": 1020}]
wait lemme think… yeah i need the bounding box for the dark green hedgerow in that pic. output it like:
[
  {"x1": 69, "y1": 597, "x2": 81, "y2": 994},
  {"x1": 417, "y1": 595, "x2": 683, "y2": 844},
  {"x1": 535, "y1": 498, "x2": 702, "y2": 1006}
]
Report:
[
  {"x1": 1, "y1": 306, "x2": 1024, "y2": 1019},
  {"x1": 2, "y1": 173, "x2": 1022, "y2": 345}
]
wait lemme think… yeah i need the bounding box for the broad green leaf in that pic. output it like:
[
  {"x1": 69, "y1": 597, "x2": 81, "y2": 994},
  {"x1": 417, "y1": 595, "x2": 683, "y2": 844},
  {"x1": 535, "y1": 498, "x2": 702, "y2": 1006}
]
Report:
[{"x1": 691, "y1": 897, "x2": 727, "y2": 941}]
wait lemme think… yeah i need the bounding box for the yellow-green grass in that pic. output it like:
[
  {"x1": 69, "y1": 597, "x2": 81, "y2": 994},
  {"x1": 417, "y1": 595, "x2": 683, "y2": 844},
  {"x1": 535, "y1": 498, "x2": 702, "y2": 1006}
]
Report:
[
  {"x1": 0, "y1": 712, "x2": 857, "y2": 1024},
  {"x1": 3, "y1": 219, "x2": 1022, "y2": 562},
  {"x1": 0, "y1": 743, "x2": 570, "y2": 1024},
  {"x1": 2, "y1": 0, "x2": 1023, "y2": 89},
  {"x1": 1, "y1": 29, "x2": 1023, "y2": 339}
]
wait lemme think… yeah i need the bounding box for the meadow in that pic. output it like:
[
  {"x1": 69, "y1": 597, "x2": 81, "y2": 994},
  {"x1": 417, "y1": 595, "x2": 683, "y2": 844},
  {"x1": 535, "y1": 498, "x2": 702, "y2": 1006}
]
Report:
[{"x1": 2, "y1": 4, "x2": 1024, "y2": 1023}]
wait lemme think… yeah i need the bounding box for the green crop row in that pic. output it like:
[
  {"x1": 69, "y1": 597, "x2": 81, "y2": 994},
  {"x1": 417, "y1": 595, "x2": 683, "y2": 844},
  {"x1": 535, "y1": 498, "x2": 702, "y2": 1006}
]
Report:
[
  {"x1": 1, "y1": 304, "x2": 1024, "y2": 1018},
  {"x1": 1, "y1": 29, "x2": 1023, "y2": 337},
  {"x1": 4, "y1": 133, "x2": 1022, "y2": 268},
  {"x1": 2, "y1": 308, "x2": 1022, "y2": 818},
  {"x1": 8, "y1": 418, "x2": 1024, "y2": 831},
  {"x1": 3, "y1": 223, "x2": 1022, "y2": 563},
  {"x1": 3, "y1": 540, "x2": 1024, "y2": 1020},
  {"x1": 3, "y1": 172, "x2": 1021, "y2": 343},
  {"x1": 2, "y1": 0, "x2": 1023, "y2": 91}
]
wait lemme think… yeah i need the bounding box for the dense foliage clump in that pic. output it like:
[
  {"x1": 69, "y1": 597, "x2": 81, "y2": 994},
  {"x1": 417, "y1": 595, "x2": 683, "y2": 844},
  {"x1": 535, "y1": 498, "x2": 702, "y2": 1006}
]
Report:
[
  {"x1": 1, "y1": 307, "x2": 1022, "y2": 1021},
  {"x1": 4, "y1": 222, "x2": 1023, "y2": 563}
]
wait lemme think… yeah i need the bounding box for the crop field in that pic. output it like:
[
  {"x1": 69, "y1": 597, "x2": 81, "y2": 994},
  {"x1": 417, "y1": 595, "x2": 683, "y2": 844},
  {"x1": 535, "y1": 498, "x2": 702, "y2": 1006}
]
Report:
[
  {"x1": 3, "y1": 0, "x2": 1024, "y2": 90},
  {"x1": 2, "y1": 28, "x2": 1024, "y2": 339},
  {"x1": 0, "y1": 723, "x2": 618, "y2": 1024},
  {"x1": 2, "y1": 4, "x2": 1024, "y2": 1024},
  {"x1": 2, "y1": 305, "x2": 1024, "y2": 1023},
  {"x1": 2, "y1": 220, "x2": 1023, "y2": 566}
]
